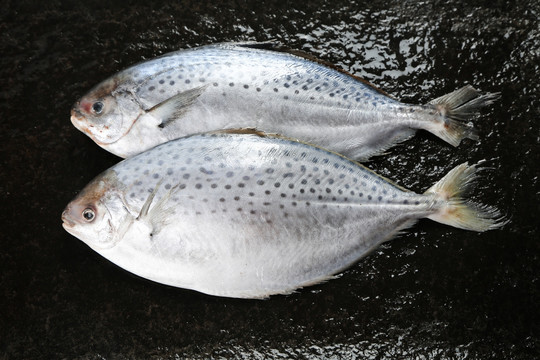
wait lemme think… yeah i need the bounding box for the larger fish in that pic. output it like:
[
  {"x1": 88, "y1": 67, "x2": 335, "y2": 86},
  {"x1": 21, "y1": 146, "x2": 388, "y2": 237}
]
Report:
[
  {"x1": 71, "y1": 42, "x2": 499, "y2": 159},
  {"x1": 62, "y1": 130, "x2": 505, "y2": 298}
]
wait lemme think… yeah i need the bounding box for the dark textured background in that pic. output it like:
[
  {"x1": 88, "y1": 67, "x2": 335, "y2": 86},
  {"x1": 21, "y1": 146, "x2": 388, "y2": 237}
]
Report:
[{"x1": 1, "y1": 0, "x2": 538, "y2": 358}]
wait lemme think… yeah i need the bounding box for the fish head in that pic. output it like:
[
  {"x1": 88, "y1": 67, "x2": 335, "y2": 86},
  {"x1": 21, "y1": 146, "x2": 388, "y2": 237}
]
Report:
[
  {"x1": 71, "y1": 76, "x2": 142, "y2": 147},
  {"x1": 62, "y1": 170, "x2": 131, "y2": 250}
]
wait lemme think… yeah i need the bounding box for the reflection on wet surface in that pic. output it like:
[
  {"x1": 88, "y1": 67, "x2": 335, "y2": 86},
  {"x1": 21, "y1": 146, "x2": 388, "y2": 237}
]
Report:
[{"x1": 0, "y1": 0, "x2": 538, "y2": 358}]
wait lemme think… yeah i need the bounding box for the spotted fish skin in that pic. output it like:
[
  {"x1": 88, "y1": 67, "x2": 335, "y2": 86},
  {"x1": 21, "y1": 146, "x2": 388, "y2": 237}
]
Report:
[
  {"x1": 71, "y1": 42, "x2": 499, "y2": 159},
  {"x1": 61, "y1": 131, "x2": 505, "y2": 298}
]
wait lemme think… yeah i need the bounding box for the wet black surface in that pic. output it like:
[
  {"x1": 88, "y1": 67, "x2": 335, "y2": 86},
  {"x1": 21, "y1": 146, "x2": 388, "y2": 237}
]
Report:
[{"x1": 1, "y1": 0, "x2": 538, "y2": 358}]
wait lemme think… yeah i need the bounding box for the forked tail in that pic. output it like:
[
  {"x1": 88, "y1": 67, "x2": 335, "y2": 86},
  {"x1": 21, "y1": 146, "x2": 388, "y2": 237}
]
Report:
[
  {"x1": 425, "y1": 85, "x2": 500, "y2": 147},
  {"x1": 425, "y1": 162, "x2": 507, "y2": 231}
]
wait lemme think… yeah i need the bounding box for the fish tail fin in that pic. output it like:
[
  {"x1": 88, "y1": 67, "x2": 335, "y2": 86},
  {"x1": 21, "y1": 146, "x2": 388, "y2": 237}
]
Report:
[
  {"x1": 425, "y1": 161, "x2": 507, "y2": 232},
  {"x1": 425, "y1": 85, "x2": 500, "y2": 146}
]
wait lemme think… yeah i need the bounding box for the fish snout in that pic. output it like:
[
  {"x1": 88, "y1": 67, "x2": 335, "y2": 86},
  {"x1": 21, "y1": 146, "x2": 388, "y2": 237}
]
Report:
[
  {"x1": 70, "y1": 105, "x2": 85, "y2": 124},
  {"x1": 61, "y1": 206, "x2": 77, "y2": 229}
]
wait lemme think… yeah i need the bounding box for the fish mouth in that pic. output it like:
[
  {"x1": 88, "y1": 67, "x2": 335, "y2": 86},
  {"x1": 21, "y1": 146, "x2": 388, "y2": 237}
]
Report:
[
  {"x1": 70, "y1": 106, "x2": 86, "y2": 128},
  {"x1": 70, "y1": 106, "x2": 110, "y2": 145},
  {"x1": 61, "y1": 207, "x2": 76, "y2": 229}
]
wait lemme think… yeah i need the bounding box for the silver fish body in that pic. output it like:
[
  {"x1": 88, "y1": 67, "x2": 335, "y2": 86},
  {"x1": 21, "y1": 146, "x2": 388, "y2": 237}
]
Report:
[
  {"x1": 71, "y1": 42, "x2": 499, "y2": 159},
  {"x1": 62, "y1": 131, "x2": 504, "y2": 298}
]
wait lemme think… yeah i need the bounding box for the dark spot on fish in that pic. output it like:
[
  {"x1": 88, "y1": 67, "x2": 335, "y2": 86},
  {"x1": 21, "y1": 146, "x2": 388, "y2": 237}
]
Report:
[
  {"x1": 257, "y1": 180, "x2": 265, "y2": 185},
  {"x1": 326, "y1": 188, "x2": 331, "y2": 193},
  {"x1": 211, "y1": 183, "x2": 217, "y2": 189},
  {"x1": 273, "y1": 88, "x2": 278, "y2": 92},
  {"x1": 153, "y1": 174, "x2": 159, "y2": 179},
  {"x1": 249, "y1": 192, "x2": 255, "y2": 196},
  {"x1": 310, "y1": 188, "x2": 316, "y2": 193},
  {"x1": 256, "y1": 88, "x2": 261, "y2": 92},
  {"x1": 281, "y1": 193, "x2": 286, "y2": 198},
  {"x1": 219, "y1": 198, "x2": 225, "y2": 202},
  {"x1": 183, "y1": 174, "x2": 190, "y2": 179},
  {"x1": 148, "y1": 86, "x2": 155, "y2": 91},
  {"x1": 288, "y1": 184, "x2": 294, "y2": 189},
  {"x1": 225, "y1": 185, "x2": 231, "y2": 190},
  {"x1": 300, "y1": 189, "x2": 305, "y2": 194},
  {"x1": 274, "y1": 182, "x2": 281, "y2": 188},
  {"x1": 213, "y1": 82, "x2": 218, "y2": 87},
  {"x1": 368, "y1": 195, "x2": 372, "y2": 200},
  {"x1": 238, "y1": 183, "x2": 245, "y2": 188},
  {"x1": 244, "y1": 84, "x2": 249, "y2": 89},
  {"x1": 292, "y1": 202, "x2": 297, "y2": 206},
  {"x1": 378, "y1": 196, "x2": 382, "y2": 201},
  {"x1": 265, "y1": 190, "x2": 271, "y2": 195},
  {"x1": 185, "y1": 79, "x2": 190, "y2": 84},
  {"x1": 195, "y1": 184, "x2": 202, "y2": 189},
  {"x1": 234, "y1": 196, "x2": 240, "y2": 201},
  {"x1": 200, "y1": 167, "x2": 213, "y2": 175},
  {"x1": 403, "y1": 200, "x2": 409, "y2": 204}
]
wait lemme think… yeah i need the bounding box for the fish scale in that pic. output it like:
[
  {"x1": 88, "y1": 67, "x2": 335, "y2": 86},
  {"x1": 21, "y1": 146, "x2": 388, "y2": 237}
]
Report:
[
  {"x1": 71, "y1": 42, "x2": 499, "y2": 159},
  {"x1": 62, "y1": 131, "x2": 505, "y2": 298}
]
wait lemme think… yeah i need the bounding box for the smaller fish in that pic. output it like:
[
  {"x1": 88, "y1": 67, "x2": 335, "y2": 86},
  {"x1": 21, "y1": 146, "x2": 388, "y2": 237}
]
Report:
[
  {"x1": 62, "y1": 131, "x2": 506, "y2": 298},
  {"x1": 70, "y1": 42, "x2": 500, "y2": 159}
]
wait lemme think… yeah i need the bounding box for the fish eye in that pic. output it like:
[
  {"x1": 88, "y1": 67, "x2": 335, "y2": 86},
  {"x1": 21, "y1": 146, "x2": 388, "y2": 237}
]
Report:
[
  {"x1": 92, "y1": 101, "x2": 104, "y2": 115},
  {"x1": 82, "y1": 208, "x2": 96, "y2": 222}
]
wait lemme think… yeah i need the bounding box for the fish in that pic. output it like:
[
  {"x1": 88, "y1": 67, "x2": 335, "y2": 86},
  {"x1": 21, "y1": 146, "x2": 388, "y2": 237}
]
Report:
[
  {"x1": 61, "y1": 130, "x2": 505, "y2": 299},
  {"x1": 70, "y1": 42, "x2": 499, "y2": 159}
]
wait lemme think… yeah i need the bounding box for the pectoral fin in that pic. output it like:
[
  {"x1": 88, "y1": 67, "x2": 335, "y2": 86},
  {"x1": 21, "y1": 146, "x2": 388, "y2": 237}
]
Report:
[
  {"x1": 147, "y1": 85, "x2": 209, "y2": 128},
  {"x1": 137, "y1": 180, "x2": 182, "y2": 237}
]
